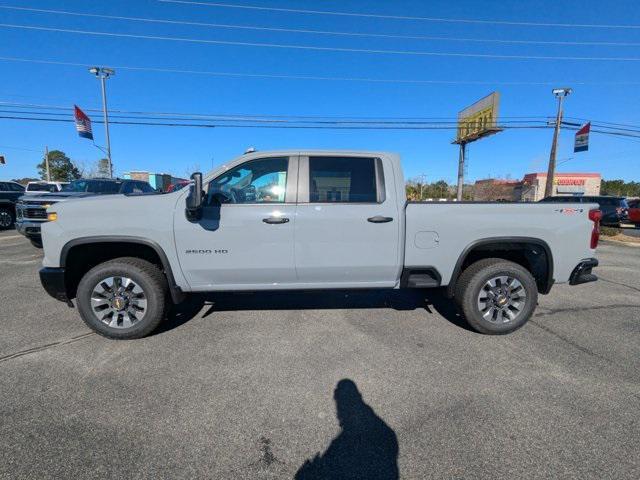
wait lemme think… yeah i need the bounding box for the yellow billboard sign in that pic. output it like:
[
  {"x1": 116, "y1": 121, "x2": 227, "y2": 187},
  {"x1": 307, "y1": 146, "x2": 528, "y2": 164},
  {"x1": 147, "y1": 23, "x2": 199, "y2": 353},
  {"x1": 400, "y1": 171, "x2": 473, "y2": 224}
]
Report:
[{"x1": 456, "y1": 92, "x2": 501, "y2": 143}]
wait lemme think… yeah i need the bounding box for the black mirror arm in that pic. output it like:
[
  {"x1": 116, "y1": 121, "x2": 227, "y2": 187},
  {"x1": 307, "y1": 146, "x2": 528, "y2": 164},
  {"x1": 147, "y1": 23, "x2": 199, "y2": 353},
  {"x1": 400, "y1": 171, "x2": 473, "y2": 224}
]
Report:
[{"x1": 185, "y1": 172, "x2": 204, "y2": 221}]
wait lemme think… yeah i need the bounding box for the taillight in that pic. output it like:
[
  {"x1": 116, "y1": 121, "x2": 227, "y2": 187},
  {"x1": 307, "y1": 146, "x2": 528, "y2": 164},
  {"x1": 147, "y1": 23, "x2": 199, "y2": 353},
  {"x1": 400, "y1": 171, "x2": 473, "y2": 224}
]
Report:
[{"x1": 589, "y1": 209, "x2": 601, "y2": 249}]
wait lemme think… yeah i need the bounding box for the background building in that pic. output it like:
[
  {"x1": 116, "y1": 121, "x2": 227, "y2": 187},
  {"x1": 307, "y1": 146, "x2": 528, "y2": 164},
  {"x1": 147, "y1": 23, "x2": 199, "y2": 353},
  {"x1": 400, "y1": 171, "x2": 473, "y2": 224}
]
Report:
[
  {"x1": 516, "y1": 173, "x2": 601, "y2": 202},
  {"x1": 122, "y1": 171, "x2": 187, "y2": 192},
  {"x1": 474, "y1": 173, "x2": 601, "y2": 202}
]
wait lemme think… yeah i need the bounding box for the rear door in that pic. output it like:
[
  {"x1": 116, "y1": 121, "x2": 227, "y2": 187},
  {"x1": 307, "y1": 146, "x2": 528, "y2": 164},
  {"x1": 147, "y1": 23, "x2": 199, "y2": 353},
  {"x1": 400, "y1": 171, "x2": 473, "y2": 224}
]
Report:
[
  {"x1": 173, "y1": 155, "x2": 298, "y2": 289},
  {"x1": 294, "y1": 155, "x2": 401, "y2": 287}
]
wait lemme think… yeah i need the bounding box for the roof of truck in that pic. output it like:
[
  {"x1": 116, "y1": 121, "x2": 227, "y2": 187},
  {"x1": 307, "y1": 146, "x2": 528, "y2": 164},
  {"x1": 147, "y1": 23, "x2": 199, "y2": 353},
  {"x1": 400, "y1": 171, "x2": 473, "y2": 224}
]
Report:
[{"x1": 241, "y1": 149, "x2": 397, "y2": 157}]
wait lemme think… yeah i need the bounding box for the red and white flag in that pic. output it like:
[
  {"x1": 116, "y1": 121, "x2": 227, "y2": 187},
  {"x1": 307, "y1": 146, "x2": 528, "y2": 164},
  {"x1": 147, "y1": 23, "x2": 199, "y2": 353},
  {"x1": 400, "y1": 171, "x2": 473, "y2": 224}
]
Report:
[
  {"x1": 574, "y1": 122, "x2": 590, "y2": 153},
  {"x1": 74, "y1": 105, "x2": 93, "y2": 140}
]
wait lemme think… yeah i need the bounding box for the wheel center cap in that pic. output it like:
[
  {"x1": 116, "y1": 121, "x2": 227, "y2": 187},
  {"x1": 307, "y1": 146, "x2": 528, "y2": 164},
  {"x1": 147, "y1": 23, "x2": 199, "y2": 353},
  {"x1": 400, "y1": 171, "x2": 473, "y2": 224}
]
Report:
[
  {"x1": 496, "y1": 295, "x2": 508, "y2": 306},
  {"x1": 113, "y1": 296, "x2": 127, "y2": 310}
]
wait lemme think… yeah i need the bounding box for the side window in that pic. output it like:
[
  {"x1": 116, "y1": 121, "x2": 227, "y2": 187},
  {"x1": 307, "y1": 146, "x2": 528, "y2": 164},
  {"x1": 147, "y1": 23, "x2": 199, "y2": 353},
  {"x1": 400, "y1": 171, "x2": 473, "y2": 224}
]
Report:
[
  {"x1": 122, "y1": 182, "x2": 136, "y2": 194},
  {"x1": 0, "y1": 183, "x2": 7, "y2": 191},
  {"x1": 309, "y1": 157, "x2": 377, "y2": 203},
  {"x1": 207, "y1": 157, "x2": 288, "y2": 204},
  {"x1": 137, "y1": 182, "x2": 155, "y2": 193},
  {"x1": 10, "y1": 183, "x2": 25, "y2": 191},
  {"x1": 123, "y1": 181, "x2": 151, "y2": 194}
]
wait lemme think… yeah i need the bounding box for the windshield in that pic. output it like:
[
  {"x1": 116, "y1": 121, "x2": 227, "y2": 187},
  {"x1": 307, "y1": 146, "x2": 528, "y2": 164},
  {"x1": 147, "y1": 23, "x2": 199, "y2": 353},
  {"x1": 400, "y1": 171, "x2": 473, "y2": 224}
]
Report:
[{"x1": 63, "y1": 180, "x2": 122, "y2": 193}]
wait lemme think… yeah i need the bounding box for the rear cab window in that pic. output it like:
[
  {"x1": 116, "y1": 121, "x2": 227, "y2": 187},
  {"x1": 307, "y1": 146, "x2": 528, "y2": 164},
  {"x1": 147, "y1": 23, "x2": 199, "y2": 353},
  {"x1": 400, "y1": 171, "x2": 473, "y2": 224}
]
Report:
[{"x1": 307, "y1": 156, "x2": 383, "y2": 203}]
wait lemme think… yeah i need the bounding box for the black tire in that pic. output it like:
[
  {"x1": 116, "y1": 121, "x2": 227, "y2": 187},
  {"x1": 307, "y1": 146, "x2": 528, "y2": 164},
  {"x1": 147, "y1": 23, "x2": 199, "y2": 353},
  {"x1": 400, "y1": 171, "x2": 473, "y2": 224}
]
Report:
[
  {"x1": 76, "y1": 257, "x2": 168, "y2": 340},
  {"x1": 0, "y1": 207, "x2": 14, "y2": 230},
  {"x1": 454, "y1": 258, "x2": 538, "y2": 335},
  {"x1": 30, "y1": 238, "x2": 43, "y2": 248}
]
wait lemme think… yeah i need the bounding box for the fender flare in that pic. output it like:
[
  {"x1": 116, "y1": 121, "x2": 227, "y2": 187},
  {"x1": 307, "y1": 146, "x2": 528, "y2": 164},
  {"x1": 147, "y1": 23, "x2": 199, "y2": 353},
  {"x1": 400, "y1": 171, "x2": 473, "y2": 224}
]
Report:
[
  {"x1": 446, "y1": 236, "x2": 554, "y2": 297},
  {"x1": 61, "y1": 235, "x2": 186, "y2": 303}
]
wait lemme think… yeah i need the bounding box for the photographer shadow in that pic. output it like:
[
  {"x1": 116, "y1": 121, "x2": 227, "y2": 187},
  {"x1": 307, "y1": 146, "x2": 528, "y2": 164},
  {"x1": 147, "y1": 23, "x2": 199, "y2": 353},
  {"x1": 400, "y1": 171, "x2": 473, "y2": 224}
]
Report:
[{"x1": 295, "y1": 379, "x2": 399, "y2": 480}]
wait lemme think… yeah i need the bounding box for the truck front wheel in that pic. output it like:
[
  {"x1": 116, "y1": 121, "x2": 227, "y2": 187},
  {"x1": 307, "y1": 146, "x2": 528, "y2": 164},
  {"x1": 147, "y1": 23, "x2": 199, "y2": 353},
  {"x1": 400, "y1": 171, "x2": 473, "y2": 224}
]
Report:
[
  {"x1": 76, "y1": 257, "x2": 168, "y2": 339},
  {"x1": 0, "y1": 207, "x2": 14, "y2": 229},
  {"x1": 454, "y1": 258, "x2": 538, "y2": 335}
]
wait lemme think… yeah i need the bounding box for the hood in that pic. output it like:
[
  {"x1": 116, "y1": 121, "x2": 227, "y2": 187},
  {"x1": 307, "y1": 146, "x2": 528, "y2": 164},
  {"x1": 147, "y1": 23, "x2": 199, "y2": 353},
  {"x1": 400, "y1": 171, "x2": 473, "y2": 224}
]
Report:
[{"x1": 21, "y1": 191, "x2": 99, "y2": 202}]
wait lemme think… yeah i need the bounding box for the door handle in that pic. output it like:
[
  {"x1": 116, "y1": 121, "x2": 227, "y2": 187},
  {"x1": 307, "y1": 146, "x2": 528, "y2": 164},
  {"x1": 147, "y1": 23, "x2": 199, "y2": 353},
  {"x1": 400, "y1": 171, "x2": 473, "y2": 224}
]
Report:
[
  {"x1": 263, "y1": 217, "x2": 290, "y2": 224},
  {"x1": 367, "y1": 215, "x2": 393, "y2": 223}
]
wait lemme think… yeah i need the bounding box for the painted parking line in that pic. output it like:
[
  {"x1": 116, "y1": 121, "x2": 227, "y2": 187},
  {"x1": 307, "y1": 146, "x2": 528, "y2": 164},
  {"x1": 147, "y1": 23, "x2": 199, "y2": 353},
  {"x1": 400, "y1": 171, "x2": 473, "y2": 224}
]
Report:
[{"x1": 0, "y1": 235, "x2": 22, "y2": 241}]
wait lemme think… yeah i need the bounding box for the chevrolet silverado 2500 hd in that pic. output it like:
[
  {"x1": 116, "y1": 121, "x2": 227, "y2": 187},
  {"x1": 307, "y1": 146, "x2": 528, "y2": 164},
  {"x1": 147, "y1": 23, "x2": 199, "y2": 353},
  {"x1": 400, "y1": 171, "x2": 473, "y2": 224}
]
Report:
[{"x1": 38, "y1": 150, "x2": 601, "y2": 339}]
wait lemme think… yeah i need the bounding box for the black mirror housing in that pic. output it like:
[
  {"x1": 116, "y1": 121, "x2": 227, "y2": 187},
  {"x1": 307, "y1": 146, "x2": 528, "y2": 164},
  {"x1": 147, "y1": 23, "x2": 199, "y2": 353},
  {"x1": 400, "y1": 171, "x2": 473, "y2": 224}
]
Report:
[{"x1": 185, "y1": 172, "x2": 203, "y2": 221}]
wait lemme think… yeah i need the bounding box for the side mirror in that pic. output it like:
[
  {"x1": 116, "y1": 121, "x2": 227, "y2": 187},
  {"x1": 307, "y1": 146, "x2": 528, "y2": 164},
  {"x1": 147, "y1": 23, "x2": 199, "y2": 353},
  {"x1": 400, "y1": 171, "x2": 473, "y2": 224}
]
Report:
[{"x1": 185, "y1": 172, "x2": 203, "y2": 221}]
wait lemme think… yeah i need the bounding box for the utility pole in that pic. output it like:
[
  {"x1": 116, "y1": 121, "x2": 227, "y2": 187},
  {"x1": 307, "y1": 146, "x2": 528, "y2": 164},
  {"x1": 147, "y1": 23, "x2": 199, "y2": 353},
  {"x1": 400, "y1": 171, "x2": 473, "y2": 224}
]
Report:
[
  {"x1": 88, "y1": 67, "x2": 115, "y2": 178},
  {"x1": 44, "y1": 146, "x2": 50, "y2": 181},
  {"x1": 417, "y1": 173, "x2": 427, "y2": 200},
  {"x1": 456, "y1": 142, "x2": 466, "y2": 201},
  {"x1": 544, "y1": 88, "x2": 572, "y2": 198}
]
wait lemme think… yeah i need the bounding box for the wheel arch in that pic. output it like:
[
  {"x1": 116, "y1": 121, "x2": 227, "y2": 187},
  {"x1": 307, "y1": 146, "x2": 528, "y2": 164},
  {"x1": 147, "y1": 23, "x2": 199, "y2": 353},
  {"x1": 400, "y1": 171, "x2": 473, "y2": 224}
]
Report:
[
  {"x1": 61, "y1": 236, "x2": 185, "y2": 303},
  {"x1": 446, "y1": 236, "x2": 554, "y2": 297}
]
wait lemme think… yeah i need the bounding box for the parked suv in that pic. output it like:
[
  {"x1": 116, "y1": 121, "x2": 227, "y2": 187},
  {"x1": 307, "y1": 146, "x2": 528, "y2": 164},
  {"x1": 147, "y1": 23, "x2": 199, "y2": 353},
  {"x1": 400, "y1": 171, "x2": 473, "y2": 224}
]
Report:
[
  {"x1": 16, "y1": 178, "x2": 155, "y2": 247},
  {"x1": 540, "y1": 196, "x2": 629, "y2": 227},
  {"x1": 0, "y1": 180, "x2": 25, "y2": 229}
]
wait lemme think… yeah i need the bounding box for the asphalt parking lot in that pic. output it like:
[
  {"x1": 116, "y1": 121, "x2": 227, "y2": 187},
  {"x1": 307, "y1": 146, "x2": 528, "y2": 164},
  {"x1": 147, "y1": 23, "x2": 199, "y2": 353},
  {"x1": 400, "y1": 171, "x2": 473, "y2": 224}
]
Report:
[{"x1": 1, "y1": 229, "x2": 639, "y2": 479}]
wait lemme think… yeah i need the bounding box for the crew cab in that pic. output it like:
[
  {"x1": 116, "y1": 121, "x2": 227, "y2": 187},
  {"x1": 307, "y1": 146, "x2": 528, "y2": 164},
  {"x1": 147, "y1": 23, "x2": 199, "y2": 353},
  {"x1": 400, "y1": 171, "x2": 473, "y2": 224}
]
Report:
[
  {"x1": 16, "y1": 178, "x2": 155, "y2": 247},
  {"x1": 38, "y1": 150, "x2": 601, "y2": 339}
]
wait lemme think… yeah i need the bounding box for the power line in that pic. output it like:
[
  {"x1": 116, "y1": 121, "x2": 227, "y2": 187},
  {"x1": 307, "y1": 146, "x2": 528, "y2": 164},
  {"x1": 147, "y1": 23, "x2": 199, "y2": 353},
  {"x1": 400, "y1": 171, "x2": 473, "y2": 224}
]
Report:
[
  {"x1": 2, "y1": 5, "x2": 639, "y2": 47},
  {"x1": 0, "y1": 101, "x2": 552, "y2": 121},
  {"x1": 0, "y1": 107, "x2": 552, "y2": 126},
  {"x1": 567, "y1": 117, "x2": 640, "y2": 130},
  {"x1": 158, "y1": 0, "x2": 640, "y2": 30},
  {"x1": 3, "y1": 114, "x2": 639, "y2": 141},
  {"x1": 6, "y1": 102, "x2": 640, "y2": 132},
  {"x1": 3, "y1": 23, "x2": 640, "y2": 62},
  {"x1": 2, "y1": 56, "x2": 639, "y2": 87}
]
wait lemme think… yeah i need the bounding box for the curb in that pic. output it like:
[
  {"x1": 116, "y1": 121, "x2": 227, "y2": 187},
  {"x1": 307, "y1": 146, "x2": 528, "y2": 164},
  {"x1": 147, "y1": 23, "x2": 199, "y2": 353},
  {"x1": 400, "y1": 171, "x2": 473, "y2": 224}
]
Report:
[{"x1": 601, "y1": 238, "x2": 640, "y2": 248}]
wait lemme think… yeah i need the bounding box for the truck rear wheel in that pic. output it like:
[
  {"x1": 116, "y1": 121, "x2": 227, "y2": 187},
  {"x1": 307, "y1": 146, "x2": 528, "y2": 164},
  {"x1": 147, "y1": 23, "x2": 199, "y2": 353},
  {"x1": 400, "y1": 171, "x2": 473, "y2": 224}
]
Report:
[
  {"x1": 454, "y1": 258, "x2": 538, "y2": 335},
  {"x1": 76, "y1": 257, "x2": 168, "y2": 339}
]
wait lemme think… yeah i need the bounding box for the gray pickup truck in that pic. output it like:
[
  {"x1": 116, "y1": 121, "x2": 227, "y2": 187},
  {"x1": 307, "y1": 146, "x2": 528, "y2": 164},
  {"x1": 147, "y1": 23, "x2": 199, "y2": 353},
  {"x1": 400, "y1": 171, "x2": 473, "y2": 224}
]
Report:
[{"x1": 39, "y1": 150, "x2": 601, "y2": 339}]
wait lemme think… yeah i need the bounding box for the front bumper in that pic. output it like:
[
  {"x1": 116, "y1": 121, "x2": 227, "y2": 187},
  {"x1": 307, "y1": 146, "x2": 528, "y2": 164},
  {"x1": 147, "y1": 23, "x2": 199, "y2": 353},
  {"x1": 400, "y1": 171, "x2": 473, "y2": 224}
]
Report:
[
  {"x1": 15, "y1": 219, "x2": 44, "y2": 238},
  {"x1": 569, "y1": 258, "x2": 598, "y2": 286},
  {"x1": 39, "y1": 267, "x2": 69, "y2": 303}
]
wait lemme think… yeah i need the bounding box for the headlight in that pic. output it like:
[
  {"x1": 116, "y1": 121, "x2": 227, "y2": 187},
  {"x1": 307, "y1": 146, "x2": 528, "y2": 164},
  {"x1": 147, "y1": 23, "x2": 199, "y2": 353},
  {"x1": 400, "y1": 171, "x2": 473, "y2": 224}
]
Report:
[{"x1": 47, "y1": 212, "x2": 58, "y2": 221}]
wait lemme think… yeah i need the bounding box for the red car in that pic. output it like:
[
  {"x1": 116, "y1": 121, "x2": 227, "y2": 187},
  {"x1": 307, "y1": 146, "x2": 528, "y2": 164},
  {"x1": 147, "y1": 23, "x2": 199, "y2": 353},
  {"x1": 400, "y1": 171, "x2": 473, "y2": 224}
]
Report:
[
  {"x1": 628, "y1": 199, "x2": 640, "y2": 226},
  {"x1": 166, "y1": 180, "x2": 190, "y2": 193}
]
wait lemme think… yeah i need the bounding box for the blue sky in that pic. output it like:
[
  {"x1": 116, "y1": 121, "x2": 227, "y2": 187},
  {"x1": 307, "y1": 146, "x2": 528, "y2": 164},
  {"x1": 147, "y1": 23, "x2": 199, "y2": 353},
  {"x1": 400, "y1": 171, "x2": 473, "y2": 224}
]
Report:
[{"x1": 1, "y1": 0, "x2": 639, "y2": 182}]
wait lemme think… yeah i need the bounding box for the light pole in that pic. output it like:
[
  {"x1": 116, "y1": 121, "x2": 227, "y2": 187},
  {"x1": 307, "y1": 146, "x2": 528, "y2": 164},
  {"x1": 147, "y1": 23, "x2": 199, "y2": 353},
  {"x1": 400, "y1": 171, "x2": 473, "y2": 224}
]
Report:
[
  {"x1": 89, "y1": 66, "x2": 115, "y2": 178},
  {"x1": 544, "y1": 87, "x2": 572, "y2": 198}
]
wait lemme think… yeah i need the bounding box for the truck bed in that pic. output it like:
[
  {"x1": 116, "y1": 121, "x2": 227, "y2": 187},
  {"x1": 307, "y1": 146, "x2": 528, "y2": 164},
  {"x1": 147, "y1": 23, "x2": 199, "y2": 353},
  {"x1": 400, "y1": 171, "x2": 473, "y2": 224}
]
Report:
[{"x1": 404, "y1": 202, "x2": 597, "y2": 286}]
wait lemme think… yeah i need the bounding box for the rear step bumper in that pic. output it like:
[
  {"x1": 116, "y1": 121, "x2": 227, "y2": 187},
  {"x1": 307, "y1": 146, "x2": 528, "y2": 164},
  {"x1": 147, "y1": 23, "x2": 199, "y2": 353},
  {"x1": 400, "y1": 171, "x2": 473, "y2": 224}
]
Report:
[{"x1": 569, "y1": 258, "x2": 598, "y2": 286}]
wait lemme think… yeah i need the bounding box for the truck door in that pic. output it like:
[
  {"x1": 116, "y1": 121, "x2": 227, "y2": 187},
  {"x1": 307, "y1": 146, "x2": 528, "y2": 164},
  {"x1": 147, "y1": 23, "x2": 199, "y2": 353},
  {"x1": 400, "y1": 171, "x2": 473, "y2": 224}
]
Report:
[
  {"x1": 173, "y1": 156, "x2": 298, "y2": 289},
  {"x1": 294, "y1": 155, "x2": 401, "y2": 287}
]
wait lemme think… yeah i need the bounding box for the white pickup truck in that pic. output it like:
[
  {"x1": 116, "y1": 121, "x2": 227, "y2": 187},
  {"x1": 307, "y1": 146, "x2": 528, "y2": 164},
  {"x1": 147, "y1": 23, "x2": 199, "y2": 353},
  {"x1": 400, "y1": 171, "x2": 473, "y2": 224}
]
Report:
[{"x1": 39, "y1": 150, "x2": 601, "y2": 339}]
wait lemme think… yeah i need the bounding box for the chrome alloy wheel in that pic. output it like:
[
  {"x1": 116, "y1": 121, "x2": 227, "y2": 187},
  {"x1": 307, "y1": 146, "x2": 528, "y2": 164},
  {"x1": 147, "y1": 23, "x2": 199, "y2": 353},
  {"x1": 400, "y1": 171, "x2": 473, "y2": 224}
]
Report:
[
  {"x1": 90, "y1": 276, "x2": 147, "y2": 328},
  {"x1": 0, "y1": 210, "x2": 12, "y2": 228},
  {"x1": 477, "y1": 275, "x2": 527, "y2": 324}
]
